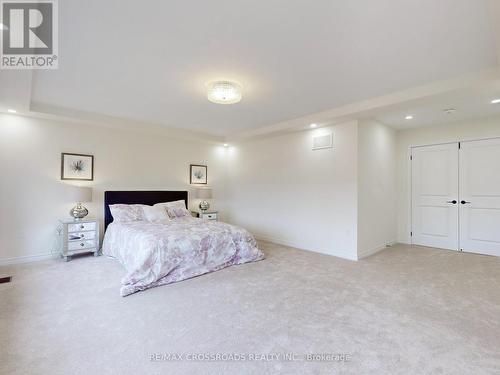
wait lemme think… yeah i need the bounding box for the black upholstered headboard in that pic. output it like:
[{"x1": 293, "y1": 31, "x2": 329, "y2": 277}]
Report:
[{"x1": 104, "y1": 190, "x2": 188, "y2": 231}]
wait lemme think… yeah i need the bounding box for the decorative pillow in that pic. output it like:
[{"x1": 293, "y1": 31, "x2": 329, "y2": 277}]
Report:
[
  {"x1": 142, "y1": 205, "x2": 170, "y2": 223},
  {"x1": 109, "y1": 204, "x2": 145, "y2": 223},
  {"x1": 154, "y1": 200, "x2": 190, "y2": 219}
]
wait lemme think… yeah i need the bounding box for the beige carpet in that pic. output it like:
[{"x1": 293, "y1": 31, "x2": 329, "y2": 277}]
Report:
[{"x1": 1, "y1": 242, "x2": 499, "y2": 375}]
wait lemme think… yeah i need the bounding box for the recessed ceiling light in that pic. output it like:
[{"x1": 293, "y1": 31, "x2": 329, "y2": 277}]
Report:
[
  {"x1": 405, "y1": 115, "x2": 413, "y2": 120},
  {"x1": 7, "y1": 109, "x2": 17, "y2": 113},
  {"x1": 443, "y1": 108, "x2": 457, "y2": 114},
  {"x1": 223, "y1": 143, "x2": 228, "y2": 147},
  {"x1": 310, "y1": 123, "x2": 317, "y2": 128},
  {"x1": 491, "y1": 98, "x2": 500, "y2": 104},
  {"x1": 206, "y1": 80, "x2": 242, "y2": 104}
]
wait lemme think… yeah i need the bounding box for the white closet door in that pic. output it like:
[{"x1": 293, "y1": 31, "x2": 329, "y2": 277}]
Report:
[
  {"x1": 411, "y1": 143, "x2": 459, "y2": 250},
  {"x1": 459, "y1": 138, "x2": 500, "y2": 256}
]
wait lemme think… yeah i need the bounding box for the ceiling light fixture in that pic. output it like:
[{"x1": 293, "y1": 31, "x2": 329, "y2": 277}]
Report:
[
  {"x1": 206, "y1": 80, "x2": 242, "y2": 104},
  {"x1": 491, "y1": 98, "x2": 500, "y2": 104},
  {"x1": 405, "y1": 115, "x2": 413, "y2": 120},
  {"x1": 223, "y1": 143, "x2": 229, "y2": 147},
  {"x1": 310, "y1": 123, "x2": 317, "y2": 128},
  {"x1": 443, "y1": 108, "x2": 457, "y2": 115},
  {"x1": 7, "y1": 109, "x2": 17, "y2": 113}
]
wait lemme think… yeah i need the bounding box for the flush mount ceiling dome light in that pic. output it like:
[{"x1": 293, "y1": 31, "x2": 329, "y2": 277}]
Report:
[{"x1": 206, "y1": 80, "x2": 242, "y2": 104}]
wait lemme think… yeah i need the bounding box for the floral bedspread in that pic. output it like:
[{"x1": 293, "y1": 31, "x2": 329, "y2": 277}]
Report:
[{"x1": 102, "y1": 217, "x2": 264, "y2": 296}]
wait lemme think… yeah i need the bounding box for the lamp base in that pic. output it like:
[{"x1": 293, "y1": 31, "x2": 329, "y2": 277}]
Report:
[
  {"x1": 199, "y1": 200, "x2": 210, "y2": 211},
  {"x1": 70, "y1": 203, "x2": 88, "y2": 220}
]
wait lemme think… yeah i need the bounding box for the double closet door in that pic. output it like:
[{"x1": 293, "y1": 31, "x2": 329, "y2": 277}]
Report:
[{"x1": 411, "y1": 138, "x2": 500, "y2": 257}]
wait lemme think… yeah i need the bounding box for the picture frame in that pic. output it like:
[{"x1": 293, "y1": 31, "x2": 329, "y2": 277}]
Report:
[
  {"x1": 190, "y1": 164, "x2": 207, "y2": 185},
  {"x1": 61, "y1": 153, "x2": 94, "y2": 181}
]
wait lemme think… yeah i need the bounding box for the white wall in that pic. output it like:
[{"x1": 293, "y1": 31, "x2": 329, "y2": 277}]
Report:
[
  {"x1": 226, "y1": 121, "x2": 359, "y2": 260},
  {"x1": 0, "y1": 114, "x2": 227, "y2": 264},
  {"x1": 396, "y1": 115, "x2": 500, "y2": 243},
  {"x1": 12, "y1": 111, "x2": 494, "y2": 265},
  {"x1": 357, "y1": 120, "x2": 397, "y2": 258}
]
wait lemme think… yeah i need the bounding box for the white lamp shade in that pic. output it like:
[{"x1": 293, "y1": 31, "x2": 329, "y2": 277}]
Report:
[
  {"x1": 195, "y1": 188, "x2": 212, "y2": 200},
  {"x1": 67, "y1": 186, "x2": 92, "y2": 203}
]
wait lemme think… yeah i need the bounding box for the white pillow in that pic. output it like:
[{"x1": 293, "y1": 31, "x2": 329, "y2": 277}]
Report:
[
  {"x1": 109, "y1": 204, "x2": 146, "y2": 223},
  {"x1": 154, "y1": 200, "x2": 190, "y2": 218},
  {"x1": 143, "y1": 205, "x2": 170, "y2": 223}
]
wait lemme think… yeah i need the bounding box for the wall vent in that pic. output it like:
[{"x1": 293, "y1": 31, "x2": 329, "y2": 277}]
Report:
[
  {"x1": 0, "y1": 276, "x2": 12, "y2": 284},
  {"x1": 312, "y1": 132, "x2": 333, "y2": 150}
]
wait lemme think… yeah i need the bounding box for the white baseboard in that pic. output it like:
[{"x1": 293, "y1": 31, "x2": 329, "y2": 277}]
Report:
[
  {"x1": 0, "y1": 252, "x2": 58, "y2": 266},
  {"x1": 358, "y1": 240, "x2": 397, "y2": 260},
  {"x1": 255, "y1": 234, "x2": 302, "y2": 249},
  {"x1": 254, "y1": 234, "x2": 358, "y2": 261}
]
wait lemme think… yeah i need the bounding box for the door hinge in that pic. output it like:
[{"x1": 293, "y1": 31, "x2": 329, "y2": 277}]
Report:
[
  {"x1": 410, "y1": 231, "x2": 413, "y2": 237},
  {"x1": 410, "y1": 155, "x2": 413, "y2": 161},
  {"x1": 458, "y1": 142, "x2": 461, "y2": 149}
]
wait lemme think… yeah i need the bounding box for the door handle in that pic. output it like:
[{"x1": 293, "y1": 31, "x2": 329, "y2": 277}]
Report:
[
  {"x1": 461, "y1": 200, "x2": 471, "y2": 205},
  {"x1": 446, "y1": 200, "x2": 457, "y2": 204}
]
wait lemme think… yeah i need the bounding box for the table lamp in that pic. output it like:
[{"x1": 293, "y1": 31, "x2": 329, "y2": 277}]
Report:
[
  {"x1": 195, "y1": 188, "x2": 212, "y2": 212},
  {"x1": 68, "y1": 186, "x2": 92, "y2": 219}
]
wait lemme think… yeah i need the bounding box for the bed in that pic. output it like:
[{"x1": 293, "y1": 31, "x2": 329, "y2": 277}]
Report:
[{"x1": 102, "y1": 191, "x2": 264, "y2": 296}]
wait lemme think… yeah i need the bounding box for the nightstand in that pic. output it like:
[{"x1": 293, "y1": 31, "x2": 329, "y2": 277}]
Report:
[
  {"x1": 57, "y1": 218, "x2": 100, "y2": 261},
  {"x1": 191, "y1": 211, "x2": 218, "y2": 221}
]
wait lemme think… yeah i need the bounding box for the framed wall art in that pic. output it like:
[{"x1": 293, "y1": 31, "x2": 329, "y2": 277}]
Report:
[
  {"x1": 61, "y1": 153, "x2": 94, "y2": 181},
  {"x1": 190, "y1": 164, "x2": 207, "y2": 185}
]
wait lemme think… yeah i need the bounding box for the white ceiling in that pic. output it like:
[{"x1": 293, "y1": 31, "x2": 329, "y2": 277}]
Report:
[
  {"x1": 374, "y1": 81, "x2": 500, "y2": 130},
  {"x1": 2, "y1": 0, "x2": 500, "y2": 137}
]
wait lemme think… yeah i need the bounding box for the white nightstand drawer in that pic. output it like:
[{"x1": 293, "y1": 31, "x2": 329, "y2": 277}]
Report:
[
  {"x1": 201, "y1": 213, "x2": 217, "y2": 220},
  {"x1": 68, "y1": 222, "x2": 96, "y2": 233},
  {"x1": 68, "y1": 231, "x2": 96, "y2": 241},
  {"x1": 68, "y1": 240, "x2": 96, "y2": 251}
]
